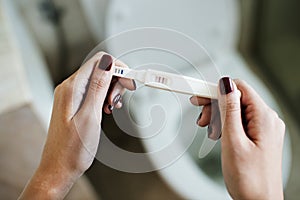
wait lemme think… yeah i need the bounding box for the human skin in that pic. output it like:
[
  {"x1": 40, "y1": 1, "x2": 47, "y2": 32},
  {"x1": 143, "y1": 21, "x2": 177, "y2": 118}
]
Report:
[
  {"x1": 18, "y1": 52, "x2": 135, "y2": 199},
  {"x1": 190, "y1": 77, "x2": 285, "y2": 200},
  {"x1": 19, "y1": 52, "x2": 285, "y2": 199}
]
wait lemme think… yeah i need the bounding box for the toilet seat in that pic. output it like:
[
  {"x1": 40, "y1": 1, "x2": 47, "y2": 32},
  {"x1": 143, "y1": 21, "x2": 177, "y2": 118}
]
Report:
[{"x1": 82, "y1": 0, "x2": 292, "y2": 199}]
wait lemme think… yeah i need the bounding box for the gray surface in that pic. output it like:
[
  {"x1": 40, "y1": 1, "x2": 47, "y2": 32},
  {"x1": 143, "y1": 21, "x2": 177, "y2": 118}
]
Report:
[
  {"x1": 240, "y1": 0, "x2": 300, "y2": 199},
  {"x1": 255, "y1": 0, "x2": 300, "y2": 125}
]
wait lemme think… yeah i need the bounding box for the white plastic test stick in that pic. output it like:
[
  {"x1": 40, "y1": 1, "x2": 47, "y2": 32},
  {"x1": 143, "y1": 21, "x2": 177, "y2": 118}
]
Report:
[{"x1": 113, "y1": 66, "x2": 218, "y2": 99}]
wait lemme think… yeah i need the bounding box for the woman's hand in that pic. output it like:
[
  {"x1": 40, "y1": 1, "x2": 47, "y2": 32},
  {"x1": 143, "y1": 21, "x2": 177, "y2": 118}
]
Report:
[
  {"x1": 190, "y1": 77, "x2": 285, "y2": 200},
  {"x1": 19, "y1": 52, "x2": 135, "y2": 199}
]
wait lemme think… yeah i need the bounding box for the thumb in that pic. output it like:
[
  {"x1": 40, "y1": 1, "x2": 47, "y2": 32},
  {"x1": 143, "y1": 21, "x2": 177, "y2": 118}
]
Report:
[
  {"x1": 79, "y1": 54, "x2": 114, "y2": 120},
  {"x1": 218, "y1": 77, "x2": 245, "y2": 144}
]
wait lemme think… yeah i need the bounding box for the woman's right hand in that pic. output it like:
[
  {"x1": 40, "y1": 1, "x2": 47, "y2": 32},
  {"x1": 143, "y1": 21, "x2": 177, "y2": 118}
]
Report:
[
  {"x1": 18, "y1": 52, "x2": 135, "y2": 200},
  {"x1": 190, "y1": 77, "x2": 285, "y2": 200}
]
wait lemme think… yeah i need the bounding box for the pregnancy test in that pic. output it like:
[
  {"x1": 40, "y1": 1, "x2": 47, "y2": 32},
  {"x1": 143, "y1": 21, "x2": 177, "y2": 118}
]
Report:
[
  {"x1": 113, "y1": 66, "x2": 240, "y2": 158},
  {"x1": 113, "y1": 66, "x2": 218, "y2": 99}
]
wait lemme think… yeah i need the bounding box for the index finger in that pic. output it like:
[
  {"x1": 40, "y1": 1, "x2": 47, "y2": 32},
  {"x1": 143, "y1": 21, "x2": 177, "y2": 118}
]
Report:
[{"x1": 190, "y1": 96, "x2": 212, "y2": 106}]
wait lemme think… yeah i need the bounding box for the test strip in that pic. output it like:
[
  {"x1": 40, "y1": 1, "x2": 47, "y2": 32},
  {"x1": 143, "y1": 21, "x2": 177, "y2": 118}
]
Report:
[{"x1": 113, "y1": 66, "x2": 218, "y2": 99}]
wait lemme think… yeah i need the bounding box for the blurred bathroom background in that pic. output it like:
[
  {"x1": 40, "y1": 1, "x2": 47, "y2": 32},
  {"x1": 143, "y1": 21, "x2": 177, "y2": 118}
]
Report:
[{"x1": 0, "y1": 0, "x2": 300, "y2": 199}]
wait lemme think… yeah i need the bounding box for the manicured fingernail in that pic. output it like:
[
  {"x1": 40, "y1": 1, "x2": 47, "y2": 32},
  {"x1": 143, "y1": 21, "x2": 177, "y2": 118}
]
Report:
[
  {"x1": 98, "y1": 54, "x2": 113, "y2": 71},
  {"x1": 218, "y1": 132, "x2": 222, "y2": 139},
  {"x1": 207, "y1": 125, "x2": 213, "y2": 136},
  {"x1": 113, "y1": 93, "x2": 121, "y2": 105},
  {"x1": 189, "y1": 96, "x2": 195, "y2": 103},
  {"x1": 196, "y1": 112, "x2": 202, "y2": 123},
  {"x1": 132, "y1": 80, "x2": 137, "y2": 90},
  {"x1": 219, "y1": 77, "x2": 233, "y2": 95},
  {"x1": 108, "y1": 105, "x2": 114, "y2": 111}
]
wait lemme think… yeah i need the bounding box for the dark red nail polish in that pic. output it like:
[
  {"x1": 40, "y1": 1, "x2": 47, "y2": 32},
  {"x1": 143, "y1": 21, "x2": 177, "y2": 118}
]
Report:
[
  {"x1": 99, "y1": 54, "x2": 113, "y2": 71},
  {"x1": 108, "y1": 105, "x2": 114, "y2": 111},
  {"x1": 219, "y1": 77, "x2": 233, "y2": 95},
  {"x1": 218, "y1": 132, "x2": 222, "y2": 139},
  {"x1": 207, "y1": 125, "x2": 213, "y2": 136},
  {"x1": 113, "y1": 94, "x2": 121, "y2": 105},
  {"x1": 132, "y1": 80, "x2": 137, "y2": 90},
  {"x1": 197, "y1": 112, "x2": 202, "y2": 123}
]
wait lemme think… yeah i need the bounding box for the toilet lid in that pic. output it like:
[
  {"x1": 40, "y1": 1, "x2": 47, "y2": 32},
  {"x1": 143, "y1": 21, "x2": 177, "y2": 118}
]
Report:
[{"x1": 105, "y1": 0, "x2": 240, "y2": 62}]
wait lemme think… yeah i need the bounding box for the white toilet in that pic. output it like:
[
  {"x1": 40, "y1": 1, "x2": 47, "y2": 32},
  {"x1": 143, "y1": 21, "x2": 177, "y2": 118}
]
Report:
[{"x1": 80, "y1": 0, "x2": 295, "y2": 199}]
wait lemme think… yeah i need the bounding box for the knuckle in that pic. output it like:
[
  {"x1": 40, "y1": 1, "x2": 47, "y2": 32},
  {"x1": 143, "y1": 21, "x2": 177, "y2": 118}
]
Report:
[
  {"x1": 267, "y1": 107, "x2": 279, "y2": 118},
  {"x1": 90, "y1": 78, "x2": 107, "y2": 91},
  {"x1": 55, "y1": 79, "x2": 73, "y2": 96},
  {"x1": 54, "y1": 84, "x2": 62, "y2": 95},
  {"x1": 277, "y1": 118, "x2": 286, "y2": 133},
  {"x1": 222, "y1": 99, "x2": 240, "y2": 113},
  {"x1": 267, "y1": 108, "x2": 286, "y2": 137},
  {"x1": 272, "y1": 118, "x2": 286, "y2": 144}
]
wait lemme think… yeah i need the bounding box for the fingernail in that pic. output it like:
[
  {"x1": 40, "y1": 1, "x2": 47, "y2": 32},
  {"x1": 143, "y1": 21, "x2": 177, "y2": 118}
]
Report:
[
  {"x1": 132, "y1": 80, "x2": 137, "y2": 90},
  {"x1": 219, "y1": 77, "x2": 233, "y2": 95},
  {"x1": 98, "y1": 54, "x2": 113, "y2": 71},
  {"x1": 218, "y1": 132, "x2": 222, "y2": 139},
  {"x1": 113, "y1": 94, "x2": 122, "y2": 105},
  {"x1": 196, "y1": 112, "x2": 202, "y2": 123},
  {"x1": 189, "y1": 96, "x2": 195, "y2": 103},
  {"x1": 207, "y1": 125, "x2": 213, "y2": 136},
  {"x1": 108, "y1": 105, "x2": 114, "y2": 111}
]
